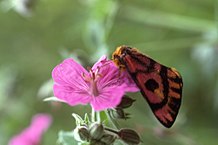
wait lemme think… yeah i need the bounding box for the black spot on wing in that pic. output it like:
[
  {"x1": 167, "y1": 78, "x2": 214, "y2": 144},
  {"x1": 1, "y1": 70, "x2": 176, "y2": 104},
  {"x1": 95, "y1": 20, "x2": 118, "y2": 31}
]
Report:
[
  {"x1": 145, "y1": 79, "x2": 159, "y2": 92},
  {"x1": 119, "y1": 48, "x2": 182, "y2": 128},
  {"x1": 149, "y1": 66, "x2": 170, "y2": 111}
]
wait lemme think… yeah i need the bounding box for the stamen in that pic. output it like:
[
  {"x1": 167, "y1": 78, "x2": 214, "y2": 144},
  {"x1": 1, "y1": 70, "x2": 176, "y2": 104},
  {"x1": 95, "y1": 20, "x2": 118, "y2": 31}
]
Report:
[
  {"x1": 82, "y1": 67, "x2": 101, "y2": 97},
  {"x1": 83, "y1": 63, "x2": 113, "y2": 97},
  {"x1": 82, "y1": 72, "x2": 91, "y2": 82}
]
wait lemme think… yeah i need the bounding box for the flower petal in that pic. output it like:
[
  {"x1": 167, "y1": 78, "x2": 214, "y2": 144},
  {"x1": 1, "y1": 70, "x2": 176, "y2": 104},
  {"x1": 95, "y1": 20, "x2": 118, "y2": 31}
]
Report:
[
  {"x1": 91, "y1": 55, "x2": 108, "y2": 71},
  {"x1": 52, "y1": 58, "x2": 89, "y2": 90},
  {"x1": 96, "y1": 62, "x2": 120, "y2": 87},
  {"x1": 120, "y1": 70, "x2": 139, "y2": 92},
  {"x1": 90, "y1": 86, "x2": 125, "y2": 111},
  {"x1": 53, "y1": 84, "x2": 92, "y2": 106},
  {"x1": 52, "y1": 58, "x2": 92, "y2": 106},
  {"x1": 30, "y1": 114, "x2": 52, "y2": 134},
  {"x1": 96, "y1": 60, "x2": 139, "y2": 92},
  {"x1": 8, "y1": 114, "x2": 52, "y2": 145}
]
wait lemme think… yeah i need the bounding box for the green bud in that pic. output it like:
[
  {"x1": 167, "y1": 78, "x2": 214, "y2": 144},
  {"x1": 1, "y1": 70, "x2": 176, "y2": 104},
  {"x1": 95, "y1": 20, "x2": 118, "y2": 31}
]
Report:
[
  {"x1": 73, "y1": 126, "x2": 90, "y2": 142},
  {"x1": 100, "y1": 134, "x2": 117, "y2": 145},
  {"x1": 118, "y1": 129, "x2": 141, "y2": 145},
  {"x1": 89, "y1": 122, "x2": 104, "y2": 140},
  {"x1": 90, "y1": 139, "x2": 106, "y2": 145},
  {"x1": 108, "y1": 108, "x2": 130, "y2": 120},
  {"x1": 117, "y1": 95, "x2": 135, "y2": 109}
]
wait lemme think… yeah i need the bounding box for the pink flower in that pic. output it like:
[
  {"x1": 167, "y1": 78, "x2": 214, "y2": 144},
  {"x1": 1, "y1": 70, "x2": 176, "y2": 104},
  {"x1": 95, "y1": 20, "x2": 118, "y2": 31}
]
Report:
[
  {"x1": 52, "y1": 55, "x2": 138, "y2": 111},
  {"x1": 9, "y1": 113, "x2": 52, "y2": 145}
]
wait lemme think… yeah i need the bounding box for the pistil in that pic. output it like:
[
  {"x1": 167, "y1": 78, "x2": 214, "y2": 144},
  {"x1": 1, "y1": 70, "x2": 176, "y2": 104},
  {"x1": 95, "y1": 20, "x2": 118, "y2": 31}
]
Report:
[{"x1": 82, "y1": 68, "x2": 100, "y2": 97}]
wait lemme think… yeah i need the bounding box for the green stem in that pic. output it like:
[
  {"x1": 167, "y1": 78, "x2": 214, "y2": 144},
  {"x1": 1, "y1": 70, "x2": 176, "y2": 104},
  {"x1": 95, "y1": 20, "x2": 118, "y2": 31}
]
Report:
[
  {"x1": 96, "y1": 111, "x2": 101, "y2": 123},
  {"x1": 105, "y1": 110, "x2": 120, "y2": 130},
  {"x1": 91, "y1": 107, "x2": 95, "y2": 122}
]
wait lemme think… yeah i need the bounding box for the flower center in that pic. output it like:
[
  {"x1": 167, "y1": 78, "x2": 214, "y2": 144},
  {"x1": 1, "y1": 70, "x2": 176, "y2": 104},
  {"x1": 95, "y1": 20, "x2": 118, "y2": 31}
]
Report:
[{"x1": 82, "y1": 67, "x2": 101, "y2": 97}]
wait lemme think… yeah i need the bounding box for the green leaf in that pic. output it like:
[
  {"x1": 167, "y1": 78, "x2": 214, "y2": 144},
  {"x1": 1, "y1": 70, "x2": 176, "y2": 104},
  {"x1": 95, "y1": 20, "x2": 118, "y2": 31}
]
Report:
[
  {"x1": 43, "y1": 96, "x2": 65, "y2": 102},
  {"x1": 83, "y1": 113, "x2": 90, "y2": 125},
  {"x1": 72, "y1": 113, "x2": 84, "y2": 126}
]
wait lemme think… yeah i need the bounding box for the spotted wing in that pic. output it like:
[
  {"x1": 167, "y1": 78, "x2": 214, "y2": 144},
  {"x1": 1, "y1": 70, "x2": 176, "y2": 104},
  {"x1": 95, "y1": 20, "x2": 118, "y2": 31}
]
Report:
[{"x1": 121, "y1": 50, "x2": 183, "y2": 128}]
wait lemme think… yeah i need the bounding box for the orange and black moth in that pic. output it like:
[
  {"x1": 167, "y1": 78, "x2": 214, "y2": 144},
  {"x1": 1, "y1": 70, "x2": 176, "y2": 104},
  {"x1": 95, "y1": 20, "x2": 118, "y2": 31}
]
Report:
[{"x1": 112, "y1": 46, "x2": 183, "y2": 128}]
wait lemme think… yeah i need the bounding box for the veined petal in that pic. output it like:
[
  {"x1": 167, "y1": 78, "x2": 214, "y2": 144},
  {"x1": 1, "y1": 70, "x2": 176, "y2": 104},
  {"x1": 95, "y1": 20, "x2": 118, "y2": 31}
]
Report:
[
  {"x1": 120, "y1": 70, "x2": 139, "y2": 92},
  {"x1": 52, "y1": 58, "x2": 89, "y2": 90},
  {"x1": 53, "y1": 84, "x2": 91, "y2": 106},
  {"x1": 90, "y1": 86, "x2": 125, "y2": 111},
  {"x1": 52, "y1": 58, "x2": 92, "y2": 106},
  {"x1": 91, "y1": 55, "x2": 108, "y2": 71},
  {"x1": 97, "y1": 63, "x2": 120, "y2": 87},
  {"x1": 97, "y1": 61, "x2": 139, "y2": 92},
  {"x1": 52, "y1": 55, "x2": 139, "y2": 111}
]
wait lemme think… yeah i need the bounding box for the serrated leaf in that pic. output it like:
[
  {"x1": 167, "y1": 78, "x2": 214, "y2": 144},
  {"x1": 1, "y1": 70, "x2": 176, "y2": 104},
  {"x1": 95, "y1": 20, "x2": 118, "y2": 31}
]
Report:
[
  {"x1": 72, "y1": 113, "x2": 84, "y2": 126},
  {"x1": 83, "y1": 113, "x2": 90, "y2": 125}
]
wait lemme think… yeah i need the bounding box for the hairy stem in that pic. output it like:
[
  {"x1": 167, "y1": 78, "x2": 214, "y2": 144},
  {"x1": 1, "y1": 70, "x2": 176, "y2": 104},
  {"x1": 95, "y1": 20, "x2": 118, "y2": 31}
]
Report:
[
  {"x1": 91, "y1": 107, "x2": 96, "y2": 122},
  {"x1": 105, "y1": 110, "x2": 120, "y2": 130}
]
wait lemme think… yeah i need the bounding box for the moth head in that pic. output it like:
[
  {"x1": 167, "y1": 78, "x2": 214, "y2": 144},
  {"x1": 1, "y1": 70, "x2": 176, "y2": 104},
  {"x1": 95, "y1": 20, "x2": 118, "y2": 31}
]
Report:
[
  {"x1": 112, "y1": 46, "x2": 139, "y2": 70},
  {"x1": 112, "y1": 46, "x2": 129, "y2": 69}
]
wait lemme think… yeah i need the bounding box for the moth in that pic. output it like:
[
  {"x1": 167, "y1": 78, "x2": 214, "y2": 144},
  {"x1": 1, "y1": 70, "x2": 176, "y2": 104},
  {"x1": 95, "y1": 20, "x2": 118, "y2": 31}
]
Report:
[{"x1": 112, "y1": 46, "x2": 183, "y2": 128}]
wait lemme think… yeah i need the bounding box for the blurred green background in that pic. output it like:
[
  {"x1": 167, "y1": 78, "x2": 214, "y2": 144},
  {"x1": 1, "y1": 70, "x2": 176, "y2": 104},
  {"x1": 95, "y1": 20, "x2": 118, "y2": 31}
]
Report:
[{"x1": 0, "y1": 0, "x2": 217, "y2": 144}]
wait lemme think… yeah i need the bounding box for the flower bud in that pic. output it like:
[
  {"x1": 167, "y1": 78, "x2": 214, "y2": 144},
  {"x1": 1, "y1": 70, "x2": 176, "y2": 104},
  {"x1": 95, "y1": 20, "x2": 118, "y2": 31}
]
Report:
[
  {"x1": 117, "y1": 95, "x2": 135, "y2": 109},
  {"x1": 90, "y1": 139, "x2": 106, "y2": 145},
  {"x1": 89, "y1": 122, "x2": 104, "y2": 140},
  {"x1": 118, "y1": 129, "x2": 141, "y2": 145},
  {"x1": 73, "y1": 126, "x2": 90, "y2": 142},
  {"x1": 100, "y1": 134, "x2": 117, "y2": 145},
  {"x1": 108, "y1": 108, "x2": 130, "y2": 120}
]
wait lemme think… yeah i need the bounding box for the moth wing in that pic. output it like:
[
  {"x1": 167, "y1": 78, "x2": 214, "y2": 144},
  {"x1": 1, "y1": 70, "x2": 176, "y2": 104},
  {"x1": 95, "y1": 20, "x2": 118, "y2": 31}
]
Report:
[{"x1": 122, "y1": 53, "x2": 183, "y2": 128}]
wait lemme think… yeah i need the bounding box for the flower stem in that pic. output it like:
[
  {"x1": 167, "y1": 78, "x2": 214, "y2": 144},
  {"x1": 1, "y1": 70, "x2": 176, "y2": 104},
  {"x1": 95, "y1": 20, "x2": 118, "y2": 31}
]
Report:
[
  {"x1": 105, "y1": 110, "x2": 120, "y2": 130},
  {"x1": 91, "y1": 107, "x2": 95, "y2": 122},
  {"x1": 96, "y1": 111, "x2": 101, "y2": 123}
]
